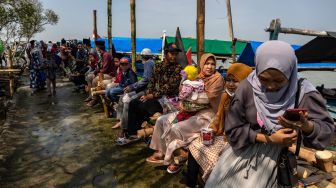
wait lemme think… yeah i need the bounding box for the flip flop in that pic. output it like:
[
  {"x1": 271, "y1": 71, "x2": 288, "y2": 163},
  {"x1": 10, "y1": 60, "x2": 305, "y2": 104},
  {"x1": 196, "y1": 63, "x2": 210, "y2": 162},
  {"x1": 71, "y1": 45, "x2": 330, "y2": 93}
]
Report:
[
  {"x1": 115, "y1": 136, "x2": 140, "y2": 146},
  {"x1": 167, "y1": 163, "x2": 183, "y2": 174},
  {"x1": 112, "y1": 122, "x2": 121, "y2": 129},
  {"x1": 146, "y1": 154, "x2": 164, "y2": 164}
]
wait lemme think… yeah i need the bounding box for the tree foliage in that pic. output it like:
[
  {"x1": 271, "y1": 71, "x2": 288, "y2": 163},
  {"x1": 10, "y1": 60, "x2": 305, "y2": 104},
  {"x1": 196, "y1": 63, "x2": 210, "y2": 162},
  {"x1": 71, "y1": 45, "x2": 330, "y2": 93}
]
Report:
[{"x1": 0, "y1": 0, "x2": 59, "y2": 43}]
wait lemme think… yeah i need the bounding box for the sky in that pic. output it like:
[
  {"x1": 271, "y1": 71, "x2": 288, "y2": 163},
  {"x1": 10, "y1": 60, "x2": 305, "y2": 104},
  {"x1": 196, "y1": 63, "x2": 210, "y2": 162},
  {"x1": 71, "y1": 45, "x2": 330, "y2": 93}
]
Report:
[{"x1": 35, "y1": 0, "x2": 336, "y2": 45}]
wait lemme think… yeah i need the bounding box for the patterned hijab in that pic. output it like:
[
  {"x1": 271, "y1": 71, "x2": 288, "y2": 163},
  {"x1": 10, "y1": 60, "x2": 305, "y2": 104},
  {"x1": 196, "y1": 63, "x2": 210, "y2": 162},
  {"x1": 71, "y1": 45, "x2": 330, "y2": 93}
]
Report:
[{"x1": 247, "y1": 41, "x2": 316, "y2": 133}]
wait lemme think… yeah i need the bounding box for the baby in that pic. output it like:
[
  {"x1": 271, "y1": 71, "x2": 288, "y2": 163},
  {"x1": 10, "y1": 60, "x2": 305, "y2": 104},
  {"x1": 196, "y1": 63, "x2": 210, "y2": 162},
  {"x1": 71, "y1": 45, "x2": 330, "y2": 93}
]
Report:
[
  {"x1": 173, "y1": 66, "x2": 209, "y2": 123},
  {"x1": 179, "y1": 65, "x2": 205, "y2": 102}
]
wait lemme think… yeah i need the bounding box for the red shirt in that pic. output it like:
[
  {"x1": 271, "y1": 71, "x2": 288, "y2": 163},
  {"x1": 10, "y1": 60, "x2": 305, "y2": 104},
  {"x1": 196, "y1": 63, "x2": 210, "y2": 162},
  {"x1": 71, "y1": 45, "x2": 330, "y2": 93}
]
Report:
[{"x1": 100, "y1": 52, "x2": 116, "y2": 77}]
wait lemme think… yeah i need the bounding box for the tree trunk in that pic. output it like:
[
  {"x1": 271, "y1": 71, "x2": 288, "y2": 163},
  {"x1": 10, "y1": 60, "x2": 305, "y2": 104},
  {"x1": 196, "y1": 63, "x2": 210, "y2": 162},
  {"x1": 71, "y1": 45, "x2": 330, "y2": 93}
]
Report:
[
  {"x1": 130, "y1": 0, "x2": 136, "y2": 72},
  {"x1": 196, "y1": 0, "x2": 205, "y2": 65},
  {"x1": 107, "y1": 0, "x2": 113, "y2": 54}
]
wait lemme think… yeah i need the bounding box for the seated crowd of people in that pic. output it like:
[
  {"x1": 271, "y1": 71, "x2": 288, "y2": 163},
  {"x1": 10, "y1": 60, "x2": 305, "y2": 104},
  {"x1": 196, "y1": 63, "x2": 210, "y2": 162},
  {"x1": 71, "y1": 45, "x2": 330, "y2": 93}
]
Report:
[{"x1": 29, "y1": 39, "x2": 335, "y2": 187}]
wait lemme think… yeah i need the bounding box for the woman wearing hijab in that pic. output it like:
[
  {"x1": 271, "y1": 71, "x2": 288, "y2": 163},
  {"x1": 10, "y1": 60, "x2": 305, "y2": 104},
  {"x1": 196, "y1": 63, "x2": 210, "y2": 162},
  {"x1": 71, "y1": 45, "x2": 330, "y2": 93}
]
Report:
[
  {"x1": 29, "y1": 40, "x2": 46, "y2": 93},
  {"x1": 147, "y1": 53, "x2": 224, "y2": 174},
  {"x1": 205, "y1": 41, "x2": 335, "y2": 188},
  {"x1": 186, "y1": 63, "x2": 252, "y2": 187}
]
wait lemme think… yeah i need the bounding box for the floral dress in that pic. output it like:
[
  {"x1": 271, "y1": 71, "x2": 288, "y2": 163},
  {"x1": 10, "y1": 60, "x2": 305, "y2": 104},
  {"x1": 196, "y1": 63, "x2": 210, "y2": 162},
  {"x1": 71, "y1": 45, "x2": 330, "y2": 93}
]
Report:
[{"x1": 30, "y1": 48, "x2": 46, "y2": 89}]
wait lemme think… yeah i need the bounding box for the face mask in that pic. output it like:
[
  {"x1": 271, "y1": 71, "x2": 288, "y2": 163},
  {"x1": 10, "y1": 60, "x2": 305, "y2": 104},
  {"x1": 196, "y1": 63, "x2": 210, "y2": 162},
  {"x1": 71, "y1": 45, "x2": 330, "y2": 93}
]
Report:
[{"x1": 225, "y1": 88, "x2": 234, "y2": 97}]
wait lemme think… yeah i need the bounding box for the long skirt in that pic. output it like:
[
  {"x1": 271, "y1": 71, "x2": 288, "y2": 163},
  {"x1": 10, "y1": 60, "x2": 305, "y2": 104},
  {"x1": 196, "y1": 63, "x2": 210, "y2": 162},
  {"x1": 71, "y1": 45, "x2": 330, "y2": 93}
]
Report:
[
  {"x1": 205, "y1": 143, "x2": 282, "y2": 188},
  {"x1": 30, "y1": 69, "x2": 46, "y2": 89},
  {"x1": 149, "y1": 108, "x2": 215, "y2": 164},
  {"x1": 189, "y1": 136, "x2": 227, "y2": 181}
]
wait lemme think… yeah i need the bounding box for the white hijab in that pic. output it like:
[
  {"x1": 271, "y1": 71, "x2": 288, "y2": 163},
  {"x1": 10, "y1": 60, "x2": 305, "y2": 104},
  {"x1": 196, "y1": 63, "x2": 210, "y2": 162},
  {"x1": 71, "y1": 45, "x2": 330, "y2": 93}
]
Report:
[{"x1": 247, "y1": 40, "x2": 316, "y2": 133}]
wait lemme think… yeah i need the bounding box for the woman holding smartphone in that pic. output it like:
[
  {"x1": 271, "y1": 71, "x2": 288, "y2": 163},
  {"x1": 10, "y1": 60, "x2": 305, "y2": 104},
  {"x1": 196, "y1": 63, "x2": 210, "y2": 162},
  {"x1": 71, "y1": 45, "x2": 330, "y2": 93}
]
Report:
[{"x1": 205, "y1": 41, "x2": 335, "y2": 188}]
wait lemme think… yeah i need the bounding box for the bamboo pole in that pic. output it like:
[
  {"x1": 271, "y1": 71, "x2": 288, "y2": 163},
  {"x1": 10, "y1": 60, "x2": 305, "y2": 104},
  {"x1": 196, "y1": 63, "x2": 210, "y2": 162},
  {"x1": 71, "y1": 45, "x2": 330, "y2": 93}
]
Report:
[
  {"x1": 107, "y1": 0, "x2": 113, "y2": 54},
  {"x1": 8, "y1": 48, "x2": 14, "y2": 98},
  {"x1": 0, "y1": 69, "x2": 21, "y2": 73},
  {"x1": 130, "y1": 0, "x2": 136, "y2": 71},
  {"x1": 226, "y1": 0, "x2": 236, "y2": 62},
  {"x1": 196, "y1": 0, "x2": 205, "y2": 65},
  {"x1": 93, "y1": 10, "x2": 98, "y2": 44}
]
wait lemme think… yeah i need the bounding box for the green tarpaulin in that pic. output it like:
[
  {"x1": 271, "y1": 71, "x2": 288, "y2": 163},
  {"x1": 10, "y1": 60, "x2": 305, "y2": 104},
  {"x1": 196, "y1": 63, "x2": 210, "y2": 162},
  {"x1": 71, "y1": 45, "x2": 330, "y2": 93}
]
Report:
[{"x1": 166, "y1": 36, "x2": 247, "y2": 56}]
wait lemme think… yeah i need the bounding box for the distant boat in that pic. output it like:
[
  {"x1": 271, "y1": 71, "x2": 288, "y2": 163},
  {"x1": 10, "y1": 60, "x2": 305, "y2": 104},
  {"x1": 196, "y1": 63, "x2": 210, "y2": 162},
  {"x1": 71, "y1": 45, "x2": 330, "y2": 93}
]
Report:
[
  {"x1": 316, "y1": 84, "x2": 336, "y2": 100},
  {"x1": 316, "y1": 84, "x2": 336, "y2": 120}
]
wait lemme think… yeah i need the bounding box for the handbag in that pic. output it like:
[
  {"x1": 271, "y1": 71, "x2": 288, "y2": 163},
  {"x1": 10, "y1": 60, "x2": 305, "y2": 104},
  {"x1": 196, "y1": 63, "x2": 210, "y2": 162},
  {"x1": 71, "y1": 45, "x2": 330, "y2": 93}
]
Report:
[{"x1": 277, "y1": 78, "x2": 304, "y2": 186}]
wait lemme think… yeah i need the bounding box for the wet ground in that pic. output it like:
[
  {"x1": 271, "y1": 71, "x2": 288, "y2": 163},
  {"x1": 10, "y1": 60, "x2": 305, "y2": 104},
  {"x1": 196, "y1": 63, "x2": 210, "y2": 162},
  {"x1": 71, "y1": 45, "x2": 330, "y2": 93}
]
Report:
[{"x1": 0, "y1": 82, "x2": 185, "y2": 188}]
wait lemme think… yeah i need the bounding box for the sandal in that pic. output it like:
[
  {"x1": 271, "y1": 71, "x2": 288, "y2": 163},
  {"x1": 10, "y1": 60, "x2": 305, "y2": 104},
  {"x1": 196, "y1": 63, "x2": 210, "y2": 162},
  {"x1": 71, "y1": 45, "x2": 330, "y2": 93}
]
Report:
[
  {"x1": 86, "y1": 99, "x2": 98, "y2": 107},
  {"x1": 167, "y1": 163, "x2": 183, "y2": 174},
  {"x1": 84, "y1": 96, "x2": 92, "y2": 102},
  {"x1": 146, "y1": 153, "x2": 164, "y2": 164},
  {"x1": 115, "y1": 135, "x2": 140, "y2": 146},
  {"x1": 112, "y1": 122, "x2": 121, "y2": 129},
  {"x1": 173, "y1": 155, "x2": 188, "y2": 165}
]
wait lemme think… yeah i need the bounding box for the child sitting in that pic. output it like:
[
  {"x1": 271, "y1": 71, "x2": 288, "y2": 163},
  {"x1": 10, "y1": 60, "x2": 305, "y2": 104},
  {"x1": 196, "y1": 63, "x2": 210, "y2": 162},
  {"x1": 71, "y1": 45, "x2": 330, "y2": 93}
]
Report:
[
  {"x1": 105, "y1": 57, "x2": 137, "y2": 103},
  {"x1": 173, "y1": 65, "x2": 209, "y2": 123}
]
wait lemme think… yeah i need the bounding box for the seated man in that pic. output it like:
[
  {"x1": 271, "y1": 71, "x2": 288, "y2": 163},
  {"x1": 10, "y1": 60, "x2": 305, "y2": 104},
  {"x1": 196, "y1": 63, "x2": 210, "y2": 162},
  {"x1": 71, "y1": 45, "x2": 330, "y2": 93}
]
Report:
[
  {"x1": 116, "y1": 43, "x2": 182, "y2": 145},
  {"x1": 86, "y1": 42, "x2": 116, "y2": 107},
  {"x1": 105, "y1": 57, "x2": 137, "y2": 102},
  {"x1": 113, "y1": 48, "x2": 155, "y2": 129}
]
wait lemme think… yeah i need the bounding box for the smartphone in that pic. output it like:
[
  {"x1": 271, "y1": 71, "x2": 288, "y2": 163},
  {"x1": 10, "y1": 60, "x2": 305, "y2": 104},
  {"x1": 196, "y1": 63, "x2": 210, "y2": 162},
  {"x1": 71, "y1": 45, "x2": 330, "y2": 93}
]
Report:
[{"x1": 283, "y1": 108, "x2": 307, "y2": 121}]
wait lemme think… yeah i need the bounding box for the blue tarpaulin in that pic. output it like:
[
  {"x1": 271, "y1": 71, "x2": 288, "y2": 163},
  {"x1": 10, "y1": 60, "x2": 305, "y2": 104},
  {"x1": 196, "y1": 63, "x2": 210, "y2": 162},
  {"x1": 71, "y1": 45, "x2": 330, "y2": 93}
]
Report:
[
  {"x1": 238, "y1": 41, "x2": 301, "y2": 67},
  {"x1": 91, "y1": 37, "x2": 162, "y2": 54}
]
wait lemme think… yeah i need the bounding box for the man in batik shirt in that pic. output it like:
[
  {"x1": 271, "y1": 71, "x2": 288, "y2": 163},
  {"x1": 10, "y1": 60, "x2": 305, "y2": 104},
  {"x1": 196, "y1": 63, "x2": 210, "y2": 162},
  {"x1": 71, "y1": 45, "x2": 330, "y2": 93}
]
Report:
[{"x1": 117, "y1": 43, "x2": 182, "y2": 144}]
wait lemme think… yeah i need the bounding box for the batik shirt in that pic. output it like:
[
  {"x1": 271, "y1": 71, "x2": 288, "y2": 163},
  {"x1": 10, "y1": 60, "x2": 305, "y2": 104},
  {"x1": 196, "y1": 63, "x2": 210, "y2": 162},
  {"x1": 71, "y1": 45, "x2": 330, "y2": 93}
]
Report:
[{"x1": 146, "y1": 61, "x2": 182, "y2": 98}]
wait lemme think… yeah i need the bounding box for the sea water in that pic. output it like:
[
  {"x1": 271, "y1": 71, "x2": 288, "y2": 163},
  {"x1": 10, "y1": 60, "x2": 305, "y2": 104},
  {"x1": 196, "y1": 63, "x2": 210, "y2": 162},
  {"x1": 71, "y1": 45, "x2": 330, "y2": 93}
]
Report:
[
  {"x1": 299, "y1": 71, "x2": 336, "y2": 119},
  {"x1": 299, "y1": 71, "x2": 336, "y2": 88}
]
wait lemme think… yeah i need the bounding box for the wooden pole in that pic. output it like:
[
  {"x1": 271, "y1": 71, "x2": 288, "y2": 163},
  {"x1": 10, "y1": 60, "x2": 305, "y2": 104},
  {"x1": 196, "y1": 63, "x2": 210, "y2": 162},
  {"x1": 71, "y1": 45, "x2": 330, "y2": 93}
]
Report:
[
  {"x1": 268, "y1": 18, "x2": 281, "y2": 40},
  {"x1": 8, "y1": 48, "x2": 14, "y2": 98},
  {"x1": 107, "y1": 0, "x2": 113, "y2": 54},
  {"x1": 130, "y1": 0, "x2": 136, "y2": 71},
  {"x1": 196, "y1": 0, "x2": 205, "y2": 65},
  {"x1": 266, "y1": 19, "x2": 329, "y2": 37},
  {"x1": 93, "y1": 10, "x2": 98, "y2": 44},
  {"x1": 226, "y1": 0, "x2": 236, "y2": 62}
]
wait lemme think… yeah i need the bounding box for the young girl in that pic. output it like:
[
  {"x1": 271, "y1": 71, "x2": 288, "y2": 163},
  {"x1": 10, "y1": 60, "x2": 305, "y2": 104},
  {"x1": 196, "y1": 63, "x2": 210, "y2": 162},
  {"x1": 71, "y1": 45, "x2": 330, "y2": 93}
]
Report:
[
  {"x1": 205, "y1": 41, "x2": 334, "y2": 188},
  {"x1": 186, "y1": 63, "x2": 252, "y2": 187}
]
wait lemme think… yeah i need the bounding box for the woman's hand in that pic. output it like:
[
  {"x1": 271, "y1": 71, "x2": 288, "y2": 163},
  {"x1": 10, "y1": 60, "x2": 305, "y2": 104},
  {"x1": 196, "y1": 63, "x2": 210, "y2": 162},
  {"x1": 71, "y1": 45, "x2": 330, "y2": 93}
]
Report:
[
  {"x1": 267, "y1": 128, "x2": 298, "y2": 147},
  {"x1": 278, "y1": 111, "x2": 314, "y2": 134}
]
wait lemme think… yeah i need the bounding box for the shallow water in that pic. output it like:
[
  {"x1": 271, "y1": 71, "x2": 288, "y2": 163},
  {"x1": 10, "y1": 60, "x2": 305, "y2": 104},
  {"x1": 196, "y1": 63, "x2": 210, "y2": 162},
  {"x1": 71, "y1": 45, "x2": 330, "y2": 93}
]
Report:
[{"x1": 0, "y1": 84, "x2": 185, "y2": 188}]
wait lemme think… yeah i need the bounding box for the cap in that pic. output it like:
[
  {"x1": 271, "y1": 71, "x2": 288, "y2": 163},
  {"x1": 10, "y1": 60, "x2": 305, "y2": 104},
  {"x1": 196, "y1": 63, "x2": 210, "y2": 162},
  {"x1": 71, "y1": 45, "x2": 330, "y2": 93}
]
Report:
[
  {"x1": 165, "y1": 43, "x2": 182, "y2": 53},
  {"x1": 120, "y1": 57, "x2": 131, "y2": 64},
  {"x1": 141, "y1": 48, "x2": 153, "y2": 56}
]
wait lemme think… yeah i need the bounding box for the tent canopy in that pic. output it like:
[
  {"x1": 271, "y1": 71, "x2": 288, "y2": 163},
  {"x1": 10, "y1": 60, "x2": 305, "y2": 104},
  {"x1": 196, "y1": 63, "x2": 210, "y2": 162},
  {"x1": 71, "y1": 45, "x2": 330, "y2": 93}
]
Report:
[
  {"x1": 238, "y1": 41, "x2": 301, "y2": 67},
  {"x1": 295, "y1": 36, "x2": 336, "y2": 63},
  {"x1": 91, "y1": 37, "x2": 162, "y2": 54},
  {"x1": 165, "y1": 36, "x2": 247, "y2": 56},
  {"x1": 91, "y1": 36, "x2": 247, "y2": 56}
]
